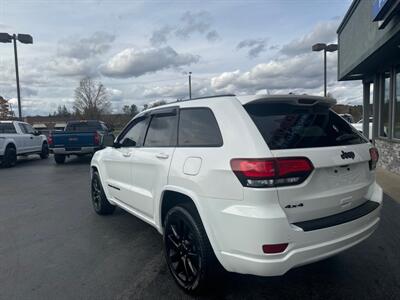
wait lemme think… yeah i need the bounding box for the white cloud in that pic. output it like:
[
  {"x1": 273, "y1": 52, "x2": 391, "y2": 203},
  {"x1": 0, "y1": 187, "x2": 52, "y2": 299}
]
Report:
[
  {"x1": 280, "y1": 20, "x2": 338, "y2": 56},
  {"x1": 149, "y1": 11, "x2": 220, "y2": 46},
  {"x1": 150, "y1": 25, "x2": 174, "y2": 46},
  {"x1": 211, "y1": 53, "x2": 335, "y2": 92},
  {"x1": 100, "y1": 46, "x2": 200, "y2": 78},
  {"x1": 209, "y1": 49, "x2": 362, "y2": 104},
  {"x1": 236, "y1": 38, "x2": 268, "y2": 58},
  {"x1": 48, "y1": 31, "x2": 115, "y2": 77},
  {"x1": 107, "y1": 88, "x2": 123, "y2": 102},
  {"x1": 139, "y1": 77, "x2": 211, "y2": 100},
  {"x1": 206, "y1": 30, "x2": 220, "y2": 42},
  {"x1": 48, "y1": 57, "x2": 100, "y2": 77},
  {"x1": 175, "y1": 11, "x2": 213, "y2": 38},
  {"x1": 58, "y1": 31, "x2": 115, "y2": 59}
]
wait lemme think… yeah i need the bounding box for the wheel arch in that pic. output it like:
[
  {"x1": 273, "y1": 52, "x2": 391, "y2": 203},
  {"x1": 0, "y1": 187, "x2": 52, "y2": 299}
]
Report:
[
  {"x1": 90, "y1": 163, "x2": 114, "y2": 204},
  {"x1": 158, "y1": 187, "x2": 222, "y2": 260},
  {"x1": 5, "y1": 141, "x2": 16, "y2": 149}
]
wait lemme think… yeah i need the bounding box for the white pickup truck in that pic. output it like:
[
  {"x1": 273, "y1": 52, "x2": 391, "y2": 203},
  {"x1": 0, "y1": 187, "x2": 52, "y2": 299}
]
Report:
[{"x1": 0, "y1": 121, "x2": 49, "y2": 167}]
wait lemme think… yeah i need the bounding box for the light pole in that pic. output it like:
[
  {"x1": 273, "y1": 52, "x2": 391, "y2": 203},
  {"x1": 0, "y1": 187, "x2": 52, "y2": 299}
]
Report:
[
  {"x1": 0, "y1": 32, "x2": 33, "y2": 119},
  {"x1": 188, "y1": 72, "x2": 192, "y2": 99},
  {"x1": 312, "y1": 43, "x2": 338, "y2": 97}
]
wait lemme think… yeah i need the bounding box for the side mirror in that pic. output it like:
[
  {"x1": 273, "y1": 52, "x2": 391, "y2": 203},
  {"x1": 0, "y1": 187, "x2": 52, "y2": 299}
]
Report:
[
  {"x1": 33, "y1": 130, "x2": 41, "y2": 136},
  {"x1": 103, "y1": 134, "x2": 116, "y2": 147}
]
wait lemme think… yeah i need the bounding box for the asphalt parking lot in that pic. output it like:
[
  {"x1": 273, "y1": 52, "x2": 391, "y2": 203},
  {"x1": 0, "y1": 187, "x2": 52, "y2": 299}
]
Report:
[{"x1": 1, "y1": 155, "x2": 400, "y2": 300}]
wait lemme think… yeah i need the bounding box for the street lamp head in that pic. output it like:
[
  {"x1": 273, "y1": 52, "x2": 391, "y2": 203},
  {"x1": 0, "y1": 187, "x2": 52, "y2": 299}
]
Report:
[
  {"x1": 326, "y1": 43, "x2": 338, "y2": 52},
  {"x1": 312, "y1": 43, "x2": 326, "y2": 52},
  {"x1": 0, "y1": 32, "x2": 12, "y2": 43},
  {"x1": 17, "y1": 34, "x2": 33, "y2": 44}
]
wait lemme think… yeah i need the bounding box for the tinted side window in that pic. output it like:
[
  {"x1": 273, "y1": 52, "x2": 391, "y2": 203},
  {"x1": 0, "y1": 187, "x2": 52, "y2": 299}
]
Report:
[
  {"x1": 19, "y1": 124, "x2": 28, "y2": 134},
  {"x1": 0, "y1": 123, "x2": 17, "y2": 134},
  {"x1": 245, "y1": 102, "x2": 367, "y2": 150},
  {"x1": 119, "y1": 118, "x2": 148, "y2": 147},
  {"x1": 144, "y1": 115, "x2": 177, "y2": 147},
  {"x1": 66, "y1": 122, "x2": 101, "y2": 132},
  {"x1": 23, "y1": 124, "x2": 35, "y2": 134},
  {"x1": 178, "y1": 108, "x2": 223, "y2": 147}
]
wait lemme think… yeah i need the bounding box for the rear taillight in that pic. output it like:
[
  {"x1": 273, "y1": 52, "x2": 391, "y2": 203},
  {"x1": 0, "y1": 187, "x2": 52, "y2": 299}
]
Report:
[
  {"x1": 369, "y1": 147, "x2": 379, "y2": 170},
  {"x1": 94, "y1": 131, "x2": 100, "y2": 145},
  {"x1": 47, "y1": 134, "x2": 53, "y2": 146},
  {"x1": 231, "y1": 157, "x2": 313, "y2": 188}
]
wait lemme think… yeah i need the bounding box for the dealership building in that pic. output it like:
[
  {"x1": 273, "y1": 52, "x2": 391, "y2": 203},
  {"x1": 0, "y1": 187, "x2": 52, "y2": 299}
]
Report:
[{"x1": 338, "y1": 0, "x2": 400, "y2": 174}]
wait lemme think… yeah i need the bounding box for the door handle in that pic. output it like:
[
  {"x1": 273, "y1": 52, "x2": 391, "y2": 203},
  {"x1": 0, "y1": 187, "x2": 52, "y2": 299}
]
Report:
[
  {"x1": 122, "y1": 152, "x2": 131, "y2": 157},
  {"x1": 156, "y1": 153, "x2": 169, "y2": 159}
]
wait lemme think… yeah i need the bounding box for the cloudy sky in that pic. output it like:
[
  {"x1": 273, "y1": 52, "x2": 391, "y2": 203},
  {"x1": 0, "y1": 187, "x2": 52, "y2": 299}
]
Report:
[{"x1": 0, "y1": 0, "x2": 360, "y2": 116}]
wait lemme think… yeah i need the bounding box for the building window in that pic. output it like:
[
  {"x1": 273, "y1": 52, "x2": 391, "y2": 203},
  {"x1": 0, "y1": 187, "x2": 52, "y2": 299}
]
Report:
[
  {"x1": 394, "y1": 69, "x2": 400, "y2": 139},
  {"x1": 379, "y1": 72, "x2": 391, "y2": 138}
]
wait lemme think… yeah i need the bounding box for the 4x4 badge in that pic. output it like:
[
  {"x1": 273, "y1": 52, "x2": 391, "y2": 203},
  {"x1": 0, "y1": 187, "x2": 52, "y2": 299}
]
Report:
[{"x1": 341, "y1": 151, "x2": 355, "y2": 160}]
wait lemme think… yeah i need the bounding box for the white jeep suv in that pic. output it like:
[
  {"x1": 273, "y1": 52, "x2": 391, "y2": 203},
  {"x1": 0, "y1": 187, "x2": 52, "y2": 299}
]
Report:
[{"x1": 90, "y1": 94, "x2": 382, "y2": 292}]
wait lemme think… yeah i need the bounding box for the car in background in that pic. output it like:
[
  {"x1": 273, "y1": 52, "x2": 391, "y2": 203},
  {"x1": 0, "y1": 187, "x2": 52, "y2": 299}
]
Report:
[
  {"x1": 0, "y1": 120, "x2": 49, "y2": 167},
  {"x1": 48, "y1": 120, "x2": 113, "y2": 164},
  {"x1": 353, "y1": 117, "x2": 373, "y2": 139},
  {"x1": 339, "y1": 113, "x2": 354, "y2": 123}
]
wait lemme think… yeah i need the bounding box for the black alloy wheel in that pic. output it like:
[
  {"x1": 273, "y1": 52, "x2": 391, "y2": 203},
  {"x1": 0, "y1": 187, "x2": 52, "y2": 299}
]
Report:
[
  {"x1": 1, "y1": 146, "x2": 17, "y2": 168},
  {"x1": 91, "y1": 171, "x2": 115, "y2": 215},
  {"x1": 92, "y1": 175, "x2": 102, "y2": 212},
  {"x1": 40, "y1": 142, "x2": 49, "y2": 159},
  {"x1": 166, "y1": 215, "x2": 201, "y2": 286},
  {"x1": 164, "y1": 205, "x2": 219, "y2": 293}
]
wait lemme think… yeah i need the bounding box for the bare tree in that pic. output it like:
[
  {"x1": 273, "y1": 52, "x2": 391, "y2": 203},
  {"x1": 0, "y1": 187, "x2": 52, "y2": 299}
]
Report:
[
  {"x1": 0, "y1": 96, "x2": 14, "y2": 119},
  {"x1": 74, "y1": 77, "x2": 111, "y2": 119}
]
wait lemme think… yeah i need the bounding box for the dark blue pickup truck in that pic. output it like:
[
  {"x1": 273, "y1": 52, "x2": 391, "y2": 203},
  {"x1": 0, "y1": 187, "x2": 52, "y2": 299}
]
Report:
[{"x1": 48, "y1": 120, "x2": 112, "y2": 164}]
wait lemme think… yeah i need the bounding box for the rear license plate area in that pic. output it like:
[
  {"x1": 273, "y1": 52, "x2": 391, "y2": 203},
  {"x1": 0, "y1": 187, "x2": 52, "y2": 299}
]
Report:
[{"x1": 65, "y1": 147, "x2": 81, "y2": 151}]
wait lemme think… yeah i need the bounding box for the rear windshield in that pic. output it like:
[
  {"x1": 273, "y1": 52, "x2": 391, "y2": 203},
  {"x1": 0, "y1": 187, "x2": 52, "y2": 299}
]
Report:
[
  {"x1": 65, "y1": 122, "x2": 102, "y2": 132},
  {"x1": 0, "y1": 123, "x2": 17, "y2": 134},
  {"x1": 244, "y1": 102, "x2": 367, "y2": 150}
]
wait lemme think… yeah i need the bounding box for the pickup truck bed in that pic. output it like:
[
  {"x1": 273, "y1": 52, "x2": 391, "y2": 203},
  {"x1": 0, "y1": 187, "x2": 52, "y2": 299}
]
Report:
[
  {"x1": 51, "y1": 131, "x2": 101, "y2": 154},
  {"x1": 48, "y1": 120, "x2": 111, "y2": 164}
]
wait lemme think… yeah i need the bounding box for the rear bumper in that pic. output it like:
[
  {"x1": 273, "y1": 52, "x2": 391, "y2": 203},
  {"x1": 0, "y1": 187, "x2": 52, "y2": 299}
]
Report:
[
  {"x1": 52, "y1": 146, "x2": 101, "y2": 155},
  {"x1": 205, "y1": 182, "x2": 383, "y2": 276}
]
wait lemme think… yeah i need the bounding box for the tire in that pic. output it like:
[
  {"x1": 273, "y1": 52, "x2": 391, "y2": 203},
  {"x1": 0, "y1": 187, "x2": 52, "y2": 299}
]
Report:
[
  {"x1": 164, "y1": 204, "x2": 220, "y2": 294},
  {"x1": 40, "y1": 142, "x2": 49, "y2": 159},
  {"x1": 1, "y1": 145, "x2": 17, "y2": 168},
  {"x1": 91, "y1": 171, "x2": 115, "y2": 215},
  {"x1": 54, "y1": 154, "x2": 66, "y2": 164}
]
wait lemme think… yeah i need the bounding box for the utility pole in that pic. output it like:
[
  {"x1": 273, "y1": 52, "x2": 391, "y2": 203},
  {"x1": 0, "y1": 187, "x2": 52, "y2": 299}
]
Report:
[
  {"x1": 323, "y1": 49, "x2": 327, "y2": 97},
  {"x1": 0, "y1": 32, "x2": 33, "y2": 120},
  {"x1": 312, "y1": 43, "x2": 338, "y2": 97},
  {"x1": 188, "y1": 72, "x2": 192, "y2": 99},
  {"x1": 12, "y1": 34, "x2": 22, "y2": 120}
]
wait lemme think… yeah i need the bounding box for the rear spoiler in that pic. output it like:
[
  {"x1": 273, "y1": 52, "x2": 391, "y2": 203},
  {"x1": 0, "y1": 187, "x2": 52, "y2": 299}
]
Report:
[{"x1": 237, "y1": 95, "x2": 337, "y2": 107}]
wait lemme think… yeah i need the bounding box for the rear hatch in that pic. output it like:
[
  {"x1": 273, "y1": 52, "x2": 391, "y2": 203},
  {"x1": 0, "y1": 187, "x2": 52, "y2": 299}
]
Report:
[{"x1": 244, "y1": 97, "x2": 375, "y2": 223}]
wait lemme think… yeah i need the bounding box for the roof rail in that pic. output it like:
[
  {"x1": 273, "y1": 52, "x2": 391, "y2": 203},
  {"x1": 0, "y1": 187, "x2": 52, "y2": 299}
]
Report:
[
  {"x1": 141, "y1": 94, "x2": 237, "y2": 112},
  {"x1": 178, "y1": 94, "x2": 236, "y2": 102}
]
